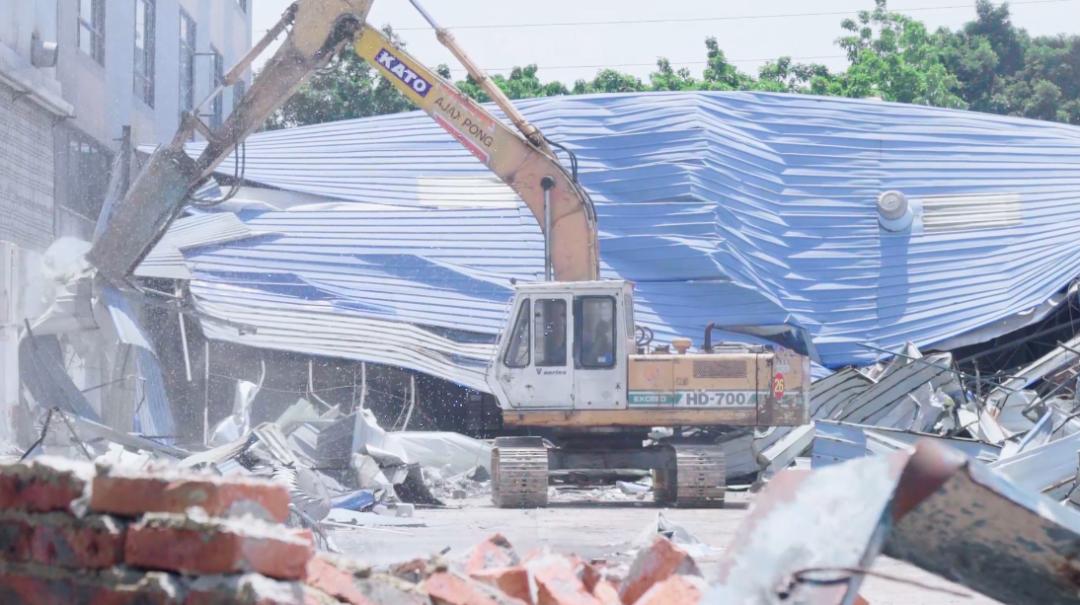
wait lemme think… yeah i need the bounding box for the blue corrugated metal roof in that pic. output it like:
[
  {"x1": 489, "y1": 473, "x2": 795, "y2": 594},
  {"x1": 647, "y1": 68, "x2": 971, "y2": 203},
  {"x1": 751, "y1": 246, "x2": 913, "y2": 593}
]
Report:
[{"x1": 171, "y1": 91, "x2": 1080, "y2": 377}]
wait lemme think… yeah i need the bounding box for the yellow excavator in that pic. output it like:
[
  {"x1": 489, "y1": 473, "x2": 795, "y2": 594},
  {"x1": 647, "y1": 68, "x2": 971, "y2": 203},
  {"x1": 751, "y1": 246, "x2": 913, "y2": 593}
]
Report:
[{"x1": 89, "y1": 0, "x2": 810, "y2": 508}]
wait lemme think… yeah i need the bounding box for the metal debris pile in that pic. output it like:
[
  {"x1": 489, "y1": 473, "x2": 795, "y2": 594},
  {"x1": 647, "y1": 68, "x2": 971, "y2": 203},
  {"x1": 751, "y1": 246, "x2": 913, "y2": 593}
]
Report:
[{"x1": 728, "y1": 339, "x2": 1080, "y2": 604}]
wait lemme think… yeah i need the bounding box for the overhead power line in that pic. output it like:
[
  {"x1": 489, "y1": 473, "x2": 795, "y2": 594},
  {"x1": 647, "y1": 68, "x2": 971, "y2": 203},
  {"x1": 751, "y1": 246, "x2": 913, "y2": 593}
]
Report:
[
  {"x1": 396, "y1": 0, "x2": 1076, "y2": 31},
  {"x1": 442, "y1": 55, "x2": 847, "y2": 75}
]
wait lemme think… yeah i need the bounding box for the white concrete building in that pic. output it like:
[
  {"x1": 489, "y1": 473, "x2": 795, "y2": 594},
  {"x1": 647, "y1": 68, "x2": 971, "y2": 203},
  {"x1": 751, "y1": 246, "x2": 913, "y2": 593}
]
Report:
[{"x1": 0, "y1": 0, "x2": 253, "y2": 445}]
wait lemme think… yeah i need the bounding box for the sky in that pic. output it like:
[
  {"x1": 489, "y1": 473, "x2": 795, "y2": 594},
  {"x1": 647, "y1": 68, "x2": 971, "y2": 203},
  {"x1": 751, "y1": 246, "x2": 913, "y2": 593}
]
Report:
[{"x1": 251, "y1": 0, "x2": 1080, "y2": 83}]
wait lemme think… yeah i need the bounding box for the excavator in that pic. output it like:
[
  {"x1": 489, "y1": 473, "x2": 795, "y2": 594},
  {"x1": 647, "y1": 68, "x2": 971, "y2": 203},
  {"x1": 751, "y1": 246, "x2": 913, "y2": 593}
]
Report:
[{"x1": 88, "y1": 0, "x2": 810, "y2": 508}]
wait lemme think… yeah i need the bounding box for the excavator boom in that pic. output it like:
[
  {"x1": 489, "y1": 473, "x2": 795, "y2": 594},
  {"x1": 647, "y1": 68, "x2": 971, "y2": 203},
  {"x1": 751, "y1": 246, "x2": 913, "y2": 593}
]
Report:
[
  {"x1": 354, "y1": 26, "x2": 599, "y2": 282},
  {"x1": 87, "y1": 0, "x2": 598, "y2": 286}
]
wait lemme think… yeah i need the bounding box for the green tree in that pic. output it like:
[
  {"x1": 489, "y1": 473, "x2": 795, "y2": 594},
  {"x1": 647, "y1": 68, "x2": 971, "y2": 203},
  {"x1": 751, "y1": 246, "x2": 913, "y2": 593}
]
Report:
[
  {"x1": 649, "y1": 58, "x2": 699, "y2": 91},
  {"x1": 455, "y1": 64, "x2": 569, "y2": 102},
  {"x1": 701, "y1": 39, "x2": 757, "y2": 90},
  {"x1": 756, "y1": 56, "x2": 835, "y2": 92},
  {"x1": 572, "y1": 69, "x2": 646, "y2": 94},
  {"x1": 834, "y1": 0, "x2": 965, "y2": 107},
  {"x1": 264, "y1": 1, "x2": 1080, "y2": 129}
]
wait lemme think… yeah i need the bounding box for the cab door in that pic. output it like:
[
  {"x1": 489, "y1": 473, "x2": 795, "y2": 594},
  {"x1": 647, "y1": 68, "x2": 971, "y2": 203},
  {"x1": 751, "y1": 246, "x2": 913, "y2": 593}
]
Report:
[
  {"x1": 572, "y1": 295, "x2": 627, "y2": 410},
  {"x1": 494, "y1": 295, "x2": 575, "y2": 409}
]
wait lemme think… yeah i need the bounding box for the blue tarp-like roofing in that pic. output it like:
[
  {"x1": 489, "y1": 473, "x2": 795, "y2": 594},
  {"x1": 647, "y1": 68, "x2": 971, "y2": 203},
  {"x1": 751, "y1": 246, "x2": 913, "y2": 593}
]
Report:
[{"x1": 165, "y1": 91, "x2": 1080, "y2": 383}]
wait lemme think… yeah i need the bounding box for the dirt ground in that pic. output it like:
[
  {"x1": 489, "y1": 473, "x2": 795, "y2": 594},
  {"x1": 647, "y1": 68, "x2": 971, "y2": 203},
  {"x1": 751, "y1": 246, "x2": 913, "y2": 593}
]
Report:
[{"x1": 331, "y1": 490, "x2": 999, "y2": 604}]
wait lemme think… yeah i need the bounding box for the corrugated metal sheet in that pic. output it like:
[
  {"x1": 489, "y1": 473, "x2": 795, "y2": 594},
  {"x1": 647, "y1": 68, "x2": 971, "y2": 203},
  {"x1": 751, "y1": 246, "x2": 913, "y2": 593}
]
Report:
[
  {"x1": 166, "y1": 91, "x2": 1080, "y2": 382},
  {"x1": 137, "y1": 214, "x2": 268, "y2": 280}
]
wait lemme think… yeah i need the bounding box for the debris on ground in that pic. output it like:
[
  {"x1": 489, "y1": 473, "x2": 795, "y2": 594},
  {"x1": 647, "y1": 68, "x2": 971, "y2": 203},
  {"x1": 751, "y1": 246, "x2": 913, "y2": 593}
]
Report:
[{"x1": 0, "y1": 456, "x2": 708, "y2": 604}]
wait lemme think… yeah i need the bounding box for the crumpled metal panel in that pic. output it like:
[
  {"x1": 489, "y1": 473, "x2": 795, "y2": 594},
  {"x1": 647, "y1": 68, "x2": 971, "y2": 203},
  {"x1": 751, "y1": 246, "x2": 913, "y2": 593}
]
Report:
[{"x1": 175, "y1": 91, "x2": 1080, "y2": 369}]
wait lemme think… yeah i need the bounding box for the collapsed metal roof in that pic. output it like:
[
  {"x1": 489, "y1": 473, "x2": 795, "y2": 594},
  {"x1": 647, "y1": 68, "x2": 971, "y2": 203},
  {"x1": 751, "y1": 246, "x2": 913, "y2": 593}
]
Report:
[{"x1": 146, "y1": 91, "x2": 1080, "y2": 389}]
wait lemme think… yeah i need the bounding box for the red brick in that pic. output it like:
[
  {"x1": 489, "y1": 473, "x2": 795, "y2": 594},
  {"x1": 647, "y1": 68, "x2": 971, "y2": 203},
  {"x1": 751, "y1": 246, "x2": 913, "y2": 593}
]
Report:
[
  {"x1": 185, "y1": 573, "x2": 332, "y2": 605},
  {"x1": 630, "y1": 575, "x2": 703, "y2": 605},
  {"x1": 527, "y1": 554, "x2": 601, "y2": 605},
  {"x1": 465, "y1": 533, "x2": 520, "y2": 576},
  {"x1": 0, "y1": 562, "x2": 180, "y2": 604},
  {"x1": 0, "y1": 511, "x2": 124, "y2": 569},
  {"x1": 592, "y1": 581, "x2": 621, "y2": 605},
  {"x1": 618, "y1": 537, "x2": 700, "y2": 605},
  {"x1": 389, "y1": 557, "x2": 429, "y2": 583},
  {"x1": 0, "y1": 457, "x2": 93, "y2": 513},
  {"x1": 305, "y1": 555, "x2": 375, "y2": 605},
  {"x1": 471, "y1": 566, "x2": 531, "y2": 603},
  {"x1": 91, "y1": 468, "x2": 290, "y2": 522},
  {"x1": 124, "y1": 513, "x2": 313, "y2": 580},
  {"x1": 426, "y1": 572, "x2": 501, "y2": 605}
]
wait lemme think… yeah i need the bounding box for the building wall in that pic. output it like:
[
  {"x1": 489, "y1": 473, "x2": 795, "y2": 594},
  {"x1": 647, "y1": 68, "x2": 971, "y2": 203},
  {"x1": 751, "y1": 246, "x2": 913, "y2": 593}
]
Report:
[
  {"x1": 55, "y1": 0, "x2": 253, "y2": 151},
  {"x1": 0, "y1": 80, "x2": 57, "y2": 251},
  {"x1": 0, "y1": 0, "x2": 253, "y2": 444},
  {"x1": 51, "y1": 0, "x2": 254, "y2": 240}
]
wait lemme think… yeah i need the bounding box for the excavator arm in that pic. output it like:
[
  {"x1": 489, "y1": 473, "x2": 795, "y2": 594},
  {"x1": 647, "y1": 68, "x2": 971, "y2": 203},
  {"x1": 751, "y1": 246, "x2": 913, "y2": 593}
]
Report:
[
  {"x1": 354, "y1": 25, "x2": 599, "y2": 282},
  {"x1": 88, "y1": 0, "x2": 598, "y2": 286},
  {"x1": 88, "y1": 0, "x2": 375, "y2": 283}
]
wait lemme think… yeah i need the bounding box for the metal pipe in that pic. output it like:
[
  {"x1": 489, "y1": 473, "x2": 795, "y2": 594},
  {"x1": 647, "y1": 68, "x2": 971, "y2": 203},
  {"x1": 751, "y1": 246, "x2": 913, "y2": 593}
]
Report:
[
  {"x1": 401, "y1": 374, "x2": 417, "y2": 431},
  {"x1": 542, "y1": 176, "x2": 555, "y2": 281}
]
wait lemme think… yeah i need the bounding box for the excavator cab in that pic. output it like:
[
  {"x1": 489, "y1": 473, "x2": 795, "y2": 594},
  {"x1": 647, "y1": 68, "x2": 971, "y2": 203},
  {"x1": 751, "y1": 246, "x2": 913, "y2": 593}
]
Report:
[{"x1": 487, "y1": 280, "x2": 635, "y2": 413}]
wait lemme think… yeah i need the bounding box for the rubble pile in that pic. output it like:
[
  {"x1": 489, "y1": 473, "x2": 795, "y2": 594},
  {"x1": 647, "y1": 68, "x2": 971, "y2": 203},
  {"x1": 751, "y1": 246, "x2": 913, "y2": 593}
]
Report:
[
  {"x1": 440, "y1": 532, "x2": 706, "y2": 605},
  {"x1": 0, "y1": 457, "x2": 708, "y2": 605},
  {"x1": 0, "y1": 456, "x2": 347, "y2": 604}
]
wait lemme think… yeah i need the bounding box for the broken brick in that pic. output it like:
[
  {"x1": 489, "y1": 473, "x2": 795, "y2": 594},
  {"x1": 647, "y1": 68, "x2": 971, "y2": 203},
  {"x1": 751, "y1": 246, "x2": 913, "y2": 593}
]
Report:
[
  {"x1": 185, "y1": 573, "x2": 331, "y2": 605},
  {"x1": 0, "y1": 562, "x2": 180, "y2": 604},
  {"x1": 0, "y1": 510, "x2": 124, "y2": 569},
  {"x1": 618, "y1": 537, "x2": 700, "y2": 605},
  {"x1": 527, "y1": 554, "x2": 601, "y2": 605},
  {"x1": 306, "y1": 555, "x2": 375, "y2": 605},
  {"x1": 592, "y1": 581, "x2": 621, "y2": 605},
  {"x1": 465, "y1": 533, "x2": 520, "y2": 576},
  {"x1": 630, "y1": 575, "x2": 704, "y2": 605},
  {"x1": 471, "y1": 566, "x2": 531, "y2": 603},
  {"x1": 91, "y1": 467, "x2": 290, "y2": 522},
  {"x1": 389, "y1": 557, "x2": 429, "y2": 583},
  {"x1": 426, "y1": 572, "x2": 501, "y2": 605},
  {"x1": 124, "y1": 513, "x2": 313, "y2": 580},
  {"x1": 0, "y1": 457, "x2": 92, "y2": 514}
]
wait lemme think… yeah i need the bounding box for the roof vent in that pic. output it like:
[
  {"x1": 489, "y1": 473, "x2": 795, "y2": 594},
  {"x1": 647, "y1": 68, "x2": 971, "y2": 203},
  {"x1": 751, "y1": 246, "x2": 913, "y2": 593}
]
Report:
[{"x1": 877, "y1": 190, "x2": 913, "y2": 232}]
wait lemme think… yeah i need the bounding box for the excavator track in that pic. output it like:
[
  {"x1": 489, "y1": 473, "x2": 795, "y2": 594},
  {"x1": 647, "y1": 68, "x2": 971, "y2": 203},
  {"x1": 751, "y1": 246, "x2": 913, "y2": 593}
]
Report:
[
  {"x1": 654, "y1": 446, "x2": 726, "y2": 507},
  {"x1": 491, "y1": 438, "x2": 549, "y2": 508}
]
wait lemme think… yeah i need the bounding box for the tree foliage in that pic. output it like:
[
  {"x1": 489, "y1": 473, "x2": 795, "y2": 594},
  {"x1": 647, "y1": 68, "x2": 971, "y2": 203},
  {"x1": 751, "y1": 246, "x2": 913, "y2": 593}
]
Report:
[{"x1": 267, "y1": 2, "x2": 1080, "y2": 129}]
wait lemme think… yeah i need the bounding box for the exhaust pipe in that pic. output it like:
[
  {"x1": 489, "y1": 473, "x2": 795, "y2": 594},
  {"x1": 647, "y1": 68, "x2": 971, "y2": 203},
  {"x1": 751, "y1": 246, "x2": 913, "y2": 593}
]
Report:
[{"x1": 542, "y1": 176, "x2": 555, "y2": 281}]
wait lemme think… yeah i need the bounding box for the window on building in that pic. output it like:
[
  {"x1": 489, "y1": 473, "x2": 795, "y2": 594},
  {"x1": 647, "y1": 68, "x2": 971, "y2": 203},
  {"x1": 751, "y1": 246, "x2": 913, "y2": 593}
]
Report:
[
  {"x1": 133, "y1": 0, "x2": 156, "y2": 107},
  {"x1": 534, "y1": 299, "x2": 567, "y2": 367},
  {"x1": 179, "y1": 10, "x2": 196, "y2": 114},
  {"x1": 62, "y1": 129, "x2": 113, "y2": 223},
  {"x1": 78, "y1": 0, "x2": 105, "y2": 65},
  {"x1": 504, "y1": 301, "x2": 530, "y2": 368},
  {"x1": 233, "y1": 80, "x2": 246, "y2": 112},
  {"x1": 210, "y1": 46, "x2": 224, "y2": 127},
  {"x1": 575, "y1": 296, "x2": 616, "y2": 368}
]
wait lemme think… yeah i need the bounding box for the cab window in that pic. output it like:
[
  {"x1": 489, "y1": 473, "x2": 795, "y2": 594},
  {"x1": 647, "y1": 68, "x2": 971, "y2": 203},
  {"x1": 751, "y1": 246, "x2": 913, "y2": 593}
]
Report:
[
  {"x1": 576, "y1": 296, "x2": 616, "y2": 368},
  {"x1": 504, "y1": 300, "x2": 530, "y2": 368},
  {"x1": 534, "y1": 299, "x2": 567, "y2": 366}
]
